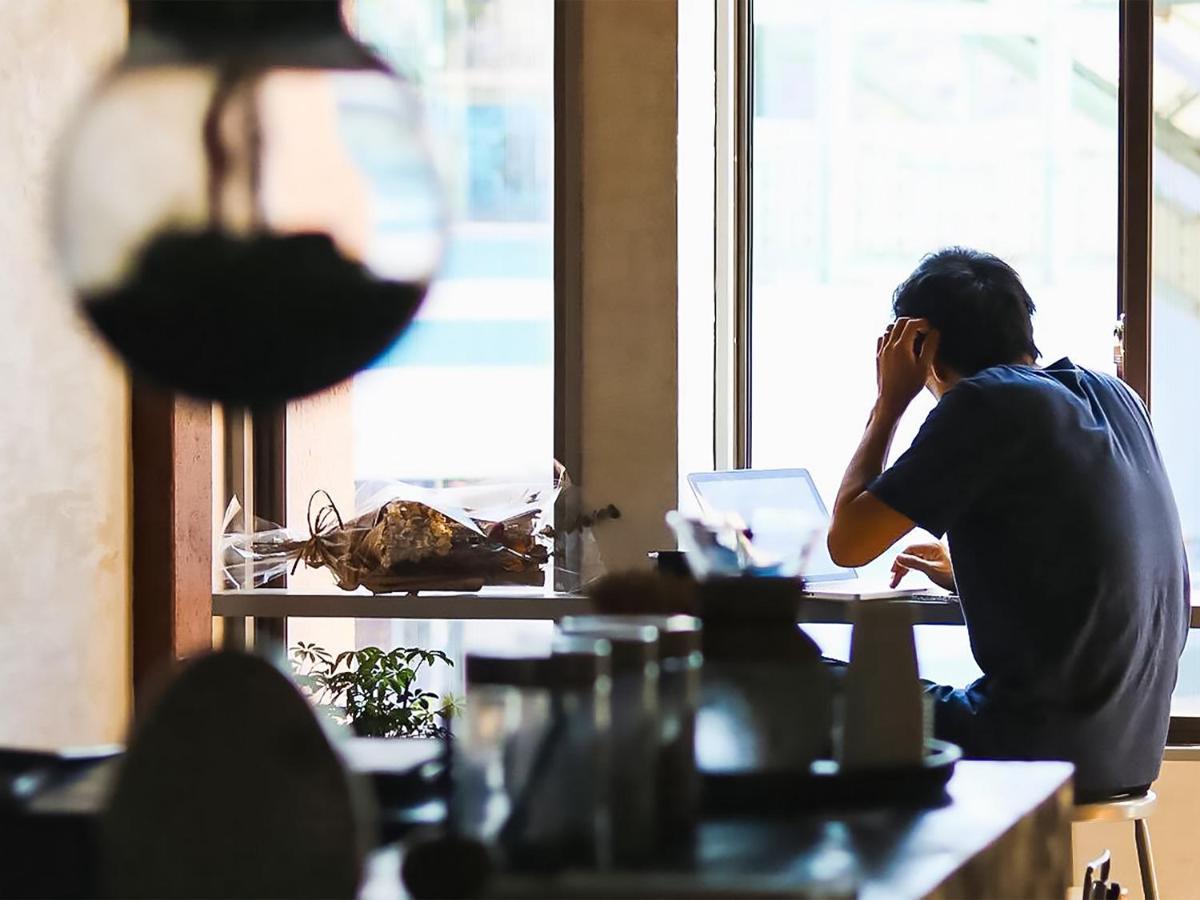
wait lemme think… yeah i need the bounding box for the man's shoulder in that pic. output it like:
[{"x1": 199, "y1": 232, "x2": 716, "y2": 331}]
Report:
[
  {"x1": 953, "y1": 364, "x2": 1047, "y2": 402},
  {"x1": 961, "y1": 359, "x2": 1126, "y2": 400},
  {"x1": 961, "y1": 362, "x2": 1047, "y2": 385},
  {"x1": 948, "y1": 362, "x2": 1100, "y2": 422},
  {"x1": 953, "y1": 360, "x2": 1153, "y2": 437}
]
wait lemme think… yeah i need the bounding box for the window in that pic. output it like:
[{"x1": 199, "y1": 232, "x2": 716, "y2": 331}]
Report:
[
  {"x1": 1152, "y1": 3, "x2": 1200, "y2": 718},
  {"x1": 749, "y1": 0, "x2": 1119, "y2": 532},
  {"x1": 283, "y1": 0, "x2": 555, "y2": 670},
  {"x1": 219, "y1": 0, "x2": 684, "y2": 692},
  {"x1": 214, "y1": 2, "x2": 1195, "y2": 728},
  {"x1": 746, "y1": 0, "x2": 1199, "y2": 720},
  {"x1": 746, "y1": 0, "x2": 1123, "y2": 683},
  {"x1": 284, "y1": 0, "x2": 554, "y2": 552},
  {"x1": 342, "y1": 0, "x2": 554, "y2": 495}
]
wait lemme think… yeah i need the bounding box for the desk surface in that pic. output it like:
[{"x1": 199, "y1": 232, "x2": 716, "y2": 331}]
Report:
[
  {"x1": 359, "y1": 760, "x2": 1074, "y2": 900},
  {"x1": 212, "y1": 587, "x2": 966, "y2": 625},
  {"x1": 215, "y1": 587, "x2": 1200, "y2": 629}
]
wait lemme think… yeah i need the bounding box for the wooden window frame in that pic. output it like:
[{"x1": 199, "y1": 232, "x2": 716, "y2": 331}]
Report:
[{"x1": 130, "y1": 386, "x2": 213, "y2": 696}]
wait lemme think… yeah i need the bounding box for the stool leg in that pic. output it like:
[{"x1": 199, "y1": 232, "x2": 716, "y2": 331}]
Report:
[{"x1": 1134, "y1": 818, "x2": 1159, "y2": 900}]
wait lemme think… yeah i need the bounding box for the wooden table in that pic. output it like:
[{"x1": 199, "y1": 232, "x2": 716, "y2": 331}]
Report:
[
  {"x1": 359, "y1": 760, "x2": 1074, "y2": 899},
  {"x1": 14, "y1": 753, "x2": 1072, "y2": 898}
]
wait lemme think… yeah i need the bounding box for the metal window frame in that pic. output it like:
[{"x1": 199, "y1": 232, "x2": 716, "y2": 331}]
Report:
[
  {"x1": 553, "y1": 0, "x2": 584, "y2": 591},
  {"x1": 215, "y1": 403, "x2": 285, "y2": 651},
  {"x1": 715, "y1": 0, "x2": 752, "y2": 470},
  {"x1": 1118, "y1": 0, "x2": 1153, "y2": 408}
]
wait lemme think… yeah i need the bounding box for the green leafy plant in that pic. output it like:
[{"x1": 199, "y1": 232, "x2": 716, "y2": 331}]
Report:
[{"x1": 290, "y1": 641, "x2": 460, "y2": 738}]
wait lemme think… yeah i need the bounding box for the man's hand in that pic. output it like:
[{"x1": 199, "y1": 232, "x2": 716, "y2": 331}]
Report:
[
  {"x1": 827, "y1": 320, "x2": 936, "y2": 568},
  {"x1": 889, "y1": 541, "x2": 956, "y2": 592},
  {"x1": 876, "y1": 318, "x2": 940, "y2": 412}
]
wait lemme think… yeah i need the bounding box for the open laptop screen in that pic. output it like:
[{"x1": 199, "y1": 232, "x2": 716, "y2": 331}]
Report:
[{"x1": 687, "y1": 468, "x2": 856, "y2": 583}]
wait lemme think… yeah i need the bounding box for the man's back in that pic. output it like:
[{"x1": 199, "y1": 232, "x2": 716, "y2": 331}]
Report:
[{"x1": 871, "y1": 358, "x2": 1189, "y2": 793}]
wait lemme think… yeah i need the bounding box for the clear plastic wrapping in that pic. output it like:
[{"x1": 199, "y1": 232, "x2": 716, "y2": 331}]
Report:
[{"x1": 221, "y1": 470, "x2": 574, "y2": 593}]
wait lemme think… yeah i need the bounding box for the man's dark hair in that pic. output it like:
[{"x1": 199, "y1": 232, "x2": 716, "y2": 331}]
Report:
[{"x1": 892, "y1": 247, "x2": 1040, "y2": 377}]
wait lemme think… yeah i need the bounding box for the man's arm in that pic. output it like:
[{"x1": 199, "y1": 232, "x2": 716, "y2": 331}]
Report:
[
  {"x1": 827, "y1": 401, "x2": 914, "y2": 567},
  {"x1": 827, "y1": 318, "x2": 936, "y2": 567}
]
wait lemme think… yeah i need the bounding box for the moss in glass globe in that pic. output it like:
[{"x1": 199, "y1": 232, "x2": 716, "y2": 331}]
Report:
[{"x1": 55, "y1": 28, "x2": 444, "y2": 405}]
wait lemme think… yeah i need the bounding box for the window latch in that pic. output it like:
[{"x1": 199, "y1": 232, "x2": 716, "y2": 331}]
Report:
[{"x1": 1113, "y1": 314, "x2": 1126, "y2": 379}]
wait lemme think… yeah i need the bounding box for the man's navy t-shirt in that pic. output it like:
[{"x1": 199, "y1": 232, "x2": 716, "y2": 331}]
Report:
[{"x1": 869, "y1": 358, "x2": 1189, "y2": 794}]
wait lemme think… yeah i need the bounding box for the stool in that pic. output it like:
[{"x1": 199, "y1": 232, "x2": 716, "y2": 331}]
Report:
[{"x1": 1072, "y1": 790, "x2": 1158, "y2": 900}]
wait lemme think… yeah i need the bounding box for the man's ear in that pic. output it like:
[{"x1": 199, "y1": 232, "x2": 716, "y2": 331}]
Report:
[{"x1": 927, "y1": 358, "x2": 954, "y2": 396}]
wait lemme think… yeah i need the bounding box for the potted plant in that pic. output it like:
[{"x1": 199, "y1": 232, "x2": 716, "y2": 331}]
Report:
[{"x1": 290, "y1": 642, "x2": 460, "y2": 738}]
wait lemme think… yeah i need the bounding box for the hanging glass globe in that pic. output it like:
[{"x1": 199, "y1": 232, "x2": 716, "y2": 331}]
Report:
[{"x1": 53, "y1": 0, "x2": 444, "y2": 405}]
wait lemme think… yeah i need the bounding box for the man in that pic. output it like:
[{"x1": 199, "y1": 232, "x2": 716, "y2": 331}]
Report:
[{"x1": 826, "y1": 247, "x2": 1189, "y2": 799}]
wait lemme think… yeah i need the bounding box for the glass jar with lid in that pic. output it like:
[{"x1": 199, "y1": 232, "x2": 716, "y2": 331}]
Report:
[
  {"x1": 453, "y1": 653, "x2": 552, "y2": 854},
  {"x1": 557, "y1": 618, "x2": 661, "y2": 867},
  {"x1": 491, "y1": 635, "x2": 613, "y2": 872},
  {"x1": 566, "y1": 615, "x2": 704, "y2": 849}
]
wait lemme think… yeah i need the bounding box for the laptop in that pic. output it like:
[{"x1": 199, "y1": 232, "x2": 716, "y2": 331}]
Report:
[{"x1": 687, "y1": 467, "x2": 941, "y2": 600}]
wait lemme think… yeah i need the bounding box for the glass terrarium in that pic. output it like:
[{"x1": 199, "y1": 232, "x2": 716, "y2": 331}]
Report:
[{"x1": 53, "y1": 0, "x2": 444, "y2": 405}]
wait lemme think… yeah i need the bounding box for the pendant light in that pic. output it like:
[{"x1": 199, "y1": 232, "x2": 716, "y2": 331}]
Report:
[{"x1": 53, "y1": 0, "x2": 445, "y2": 405}]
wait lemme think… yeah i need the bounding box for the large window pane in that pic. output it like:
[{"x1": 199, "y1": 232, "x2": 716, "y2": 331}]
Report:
[
  {"x1": 1151, "y1": 3, "x2": 1200, "y2": 715},
  {"x1": 1152, "y1": 3, "x2": 1200, "y2": 590},
  {"x1": 285, "y1": 1, "x2": 554, "y2": 656},
  {"x1": 347, "y1": 0, "x2": 554, "y2": 493},
  {"x1": 283, "y1": 0, "x2": 553, "y2": 578},
  {"x1": 750, "y1": 1, "x2": 1120, "y2": 688},
  {"x1": 750, "y1": 0, "x2": 1119, "y2": 581}
]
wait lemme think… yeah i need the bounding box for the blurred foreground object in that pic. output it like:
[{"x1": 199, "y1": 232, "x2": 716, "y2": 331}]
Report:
[
  {"x1": 54, "y1": 0, "x2": 444, "y2": 405},
  {"x1": 838, "y1": 601, "x2": 926, "y2": 770},
  {"x1": 666, "y1": 510, "x2": 819, "y2": 581},
  {"x1": 695, "y1": 578, "x2": 833, "y2": 783},
  {"x1": 588, "y1": 570, "x2": 697, "y2": 615},
  {"x1": 102, "y1": 651, "x2": 375, "y2": 898}
]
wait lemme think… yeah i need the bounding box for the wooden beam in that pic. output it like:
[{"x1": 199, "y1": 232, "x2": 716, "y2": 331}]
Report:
[{"x1": 131, "y1": 384, "x2": 213, "y2": 692}]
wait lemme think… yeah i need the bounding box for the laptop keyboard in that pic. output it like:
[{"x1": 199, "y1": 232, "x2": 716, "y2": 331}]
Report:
[{"x1": 909, "y1": 593, "x2": 960, "y2": 604}]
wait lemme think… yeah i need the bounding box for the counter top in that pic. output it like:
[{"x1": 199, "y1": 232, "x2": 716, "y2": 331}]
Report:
[
  {"x1": 360, "y1": 760, "x2": 1074, "y2": 900},
  {"x1": 212, "y1": 586, "x2": 966, "y2": 624}
]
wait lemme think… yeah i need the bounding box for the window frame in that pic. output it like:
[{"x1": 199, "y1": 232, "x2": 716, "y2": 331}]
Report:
[{"x1": 208, "y1": 0, "x2": 683, "y2": 617}]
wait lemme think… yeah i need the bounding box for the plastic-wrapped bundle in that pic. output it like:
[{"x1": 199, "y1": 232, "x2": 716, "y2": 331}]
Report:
[{"x1": 222, "y1": 478, "x2": 561, "y2": 593}]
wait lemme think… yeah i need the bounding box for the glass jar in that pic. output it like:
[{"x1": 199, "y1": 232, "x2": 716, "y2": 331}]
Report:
[
  {"x1": 497, "y1": 635, "x2": 613, "y2": 872},
  {"x1": 561, "y1": 615, "x2": 702, "y2": 851},
  {"x1": 453, "y1": 654, "x2": 551, "y2": 853},
  {"x1": 557, "y1": 619, "x2": 661, "y2": 868}
]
